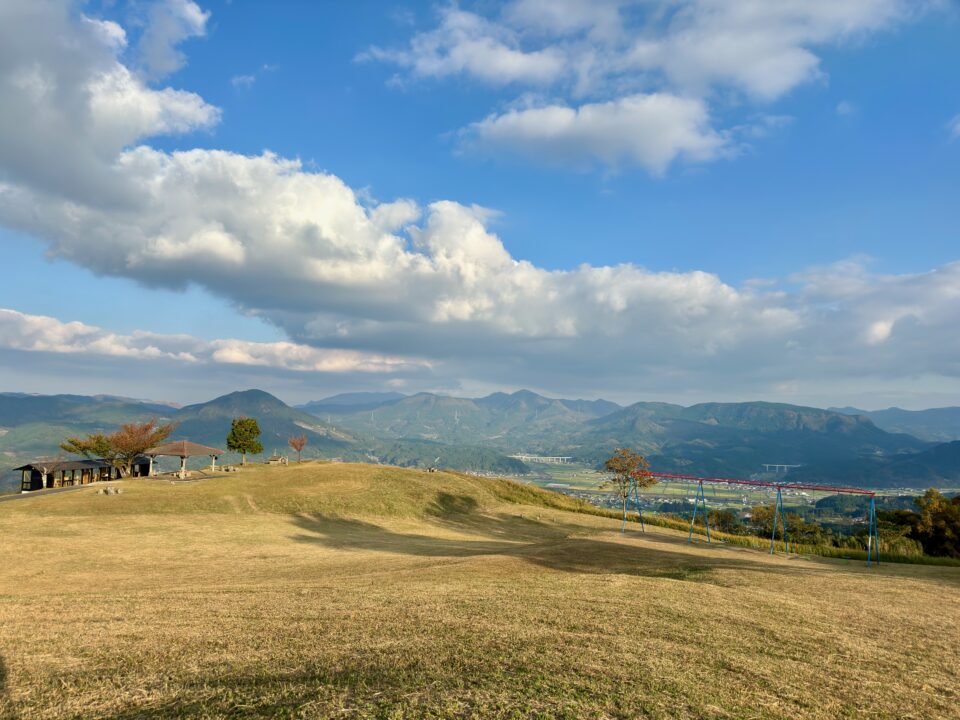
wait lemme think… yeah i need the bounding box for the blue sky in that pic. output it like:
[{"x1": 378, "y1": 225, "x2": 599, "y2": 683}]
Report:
[{"x1": 0, "y1": 0, "x2": 958, "y2": 407}]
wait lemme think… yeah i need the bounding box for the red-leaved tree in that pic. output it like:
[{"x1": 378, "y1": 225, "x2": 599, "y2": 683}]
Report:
[{"x1": 288, "y1": 434, "x2": 307, "y2": 463}]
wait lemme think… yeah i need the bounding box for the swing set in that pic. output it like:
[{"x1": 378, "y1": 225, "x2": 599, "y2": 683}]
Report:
[{"x1": 624, "y1": 471, "x2": 882, "y2": 567}]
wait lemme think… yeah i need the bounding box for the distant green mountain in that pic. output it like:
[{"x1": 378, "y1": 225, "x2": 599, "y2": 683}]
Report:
[
  {"x1": 308, "y1": 390, "x2": 622, "y2": 450},
  {"x1": 0, "y1": 390, "x2": 528, "y2": 491},
  {"x1": 831, "y1": 406, "x2": 960, "y2": 443},
  {"x1": 299, "y1": 392, "x2": 949, "y2": 486},
  {"x1": 298, "y1": 392, "x2": 407, "y2": 415},
  {"x1": 555, "y1": 401, "x2": 930, "y2": 480},
  {"x1": 4, "y1": 389, "x2": 958, "y2": 493},
  {"x1": 172, "y1": 389, "x2": 531, "y2": 473},
  {"x1": 170, "y1": 389, "x2": 359, "y2": 462},
  {"x1": 0, "y1": 392, "x2": 173, "y2": 427},
  {"x1": 788, "y1": 441, "x2": 960, "y2": 488}
]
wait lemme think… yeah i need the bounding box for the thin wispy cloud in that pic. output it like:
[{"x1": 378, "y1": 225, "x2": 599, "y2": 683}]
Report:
[
  {"x1": 836, "y1": 101, "x2": 857, "y2": 117},
  {"x1": 230, "y1": 63, "x2": 278, "y2": 90},
  {"x1": 0, "y1": 309, "x2": 428, "y2": 375},
  {"x1": 949, "y1": 113, "x2": 960, "y2": 141},
  {"x1": 231, "y1": 74, "x2": 256, "y2": 88}
]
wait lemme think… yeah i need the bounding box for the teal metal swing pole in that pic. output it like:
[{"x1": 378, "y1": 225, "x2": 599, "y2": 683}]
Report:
[
  {"x1": 702, "y1": 481, "x2": 711, "y2": 543},
  {"x1": 620, "y1": 477, "x2": 632, "y2": 533},
  {"x1": 688, "y1": 480, "x2": 711, "y2": 543},
  {"x1": 867, "y1": 495, "x2": 880, "y2": 567},
  {"x1": 770, "y1": 487, "x2": 789, "y2": 554},
  {"x1": 687, "y1": 480, "x2": 699, "y2": 542},
  {"x1": 630, "y1": 476, "x2": 646, "y2": 532}
]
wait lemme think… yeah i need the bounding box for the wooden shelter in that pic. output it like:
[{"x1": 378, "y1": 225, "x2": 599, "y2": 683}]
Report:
[
  {"x1": 15, "y1": 457, "x2": 150, "y2": 492},
  {"x1": 145, "y1": 440, "x2": 224, "y2": 479}
]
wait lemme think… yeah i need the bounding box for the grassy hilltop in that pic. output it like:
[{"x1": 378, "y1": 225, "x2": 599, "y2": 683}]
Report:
[{"x1": 0, "y1": 464, "x2": 958, "y2": 719}]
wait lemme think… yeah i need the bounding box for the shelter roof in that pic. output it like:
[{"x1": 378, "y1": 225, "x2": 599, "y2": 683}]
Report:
[
  {"x1": 145, "y1": 440, "x2": 224, "y2": 458},
  {"x1": 13, "y1": 458, "x2": 111, "y2": 473},
  {"x1": 13, "y1": 456, "x2": 147, "y2": 472}
]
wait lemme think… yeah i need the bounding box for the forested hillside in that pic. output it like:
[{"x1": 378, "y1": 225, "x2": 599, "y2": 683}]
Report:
[{"x1": 4, "y1": 390, "x2": 959, "y2": 492}]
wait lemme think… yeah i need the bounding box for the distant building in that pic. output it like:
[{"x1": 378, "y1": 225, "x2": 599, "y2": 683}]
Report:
[{"x1": 14, "y1": 457, "x2": 151, "y2": 492}]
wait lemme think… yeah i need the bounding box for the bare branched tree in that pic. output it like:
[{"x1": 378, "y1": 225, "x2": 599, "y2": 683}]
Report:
[{"x1": 288, "y1": 434, "x2": 307, "y2": 463}]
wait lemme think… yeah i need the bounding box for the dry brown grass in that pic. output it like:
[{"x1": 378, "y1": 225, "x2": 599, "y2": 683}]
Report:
[{"x1": 0, "y1": 463, "x2": 957, "y2": 719}]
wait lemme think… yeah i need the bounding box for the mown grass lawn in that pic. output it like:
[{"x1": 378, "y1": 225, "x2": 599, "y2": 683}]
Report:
[{"x1": 0, "y1": 463, "x2": 957, "y2": 719}]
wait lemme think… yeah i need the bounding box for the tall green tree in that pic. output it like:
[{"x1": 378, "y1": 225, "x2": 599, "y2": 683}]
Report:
[
  {"x1": 603, "y1": 447, "x2": 657, "y2": 531},
  {"x1": 227, "y1": 417, "x2": 263, "y2": 465}
]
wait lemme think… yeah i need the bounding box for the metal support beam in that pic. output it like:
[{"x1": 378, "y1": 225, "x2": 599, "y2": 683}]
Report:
[
  {"x1": 629, "y1": 476, "x2": 646, "y2": 533},
  {"x1": 770, "y1": 486, "x2": 790, "y2": 555},
  {"x1": 688, "y1": 480, "x2": 711, "y2": 544},
  {"x1": 866, "y1": 496, "x2": 881, "y2": 568}
]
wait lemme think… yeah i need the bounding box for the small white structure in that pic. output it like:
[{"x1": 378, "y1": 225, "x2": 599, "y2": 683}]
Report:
[{"x1": 508, "y1": 454, "x2": 574, "y2": 464}]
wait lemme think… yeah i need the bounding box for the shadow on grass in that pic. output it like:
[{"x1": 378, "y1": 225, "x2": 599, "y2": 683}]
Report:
[
  {"x1": 89, "y1": 664, "x2": 592, "y2": 720},
  {"x1": 290, "y1": 491, "x2": 800, "y2": 581}
]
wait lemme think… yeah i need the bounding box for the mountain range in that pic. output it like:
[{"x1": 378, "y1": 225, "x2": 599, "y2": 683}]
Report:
[
  {"x1": 2, "y1": 389, "x2": 960, "y2": 492},
  {"x1": 830, "y1": 406, "x2": 960, "y2": 443}
]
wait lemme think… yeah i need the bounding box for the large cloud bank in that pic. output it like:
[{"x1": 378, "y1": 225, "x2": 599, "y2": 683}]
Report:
[{"x1": 0, "y1": 1, "x2": 958, "y2": 403}]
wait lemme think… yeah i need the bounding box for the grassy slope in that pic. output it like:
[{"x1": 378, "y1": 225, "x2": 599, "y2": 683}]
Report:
[{"x1": 0, "y1": 464, "x2": 957, "y2": 719}]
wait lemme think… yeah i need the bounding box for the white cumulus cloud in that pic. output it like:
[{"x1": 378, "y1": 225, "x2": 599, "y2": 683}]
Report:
[
  {"x1": 360, "y1": 7, "x2": 565, "y2": 85},
  {"x1": 363, "y1": 0, "x2": 937, "y2": 173},
  {"x1": 0, "y1": 0, "x2": 219, "y2": 206},
  {"x1": 464, "y1": 93, "x2": 726, "y2": 174},
  {"x1": 136, "y1": 0, "x2": 210, "y2": 81}
]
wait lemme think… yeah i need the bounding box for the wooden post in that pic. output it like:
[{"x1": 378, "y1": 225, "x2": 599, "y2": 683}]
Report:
[
  {"x1": 179, "y1": 456, "x2": 187, "y2": 479},
  {"x1": 210, "y1": 454, "x2": 216, "y2": 472},
  {"x1": 148, "y1": 456, "x2": 154, "y2": 477}
]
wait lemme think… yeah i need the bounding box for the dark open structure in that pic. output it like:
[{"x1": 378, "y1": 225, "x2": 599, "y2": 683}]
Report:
[{"x1": 15, "y1": 457, "x2": 151, "y2": 492}]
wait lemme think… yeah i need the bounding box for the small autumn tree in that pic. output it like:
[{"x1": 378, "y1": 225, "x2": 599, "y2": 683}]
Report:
[
  {"x1": 603, "y1": 447, "x2": 657, "y2": 531},
  {"x1": 227, "y1": 417, "x2": 263, "y2": 465},
  {"x1": 109, "y1": 419, "x2": 176, "y2": 477},
  {"x1": 61, "y1": 419, "x2": 175, "y2": 477},
  {"x1": 288, "y1": 434, "x2": 307, "y2": 463}
]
